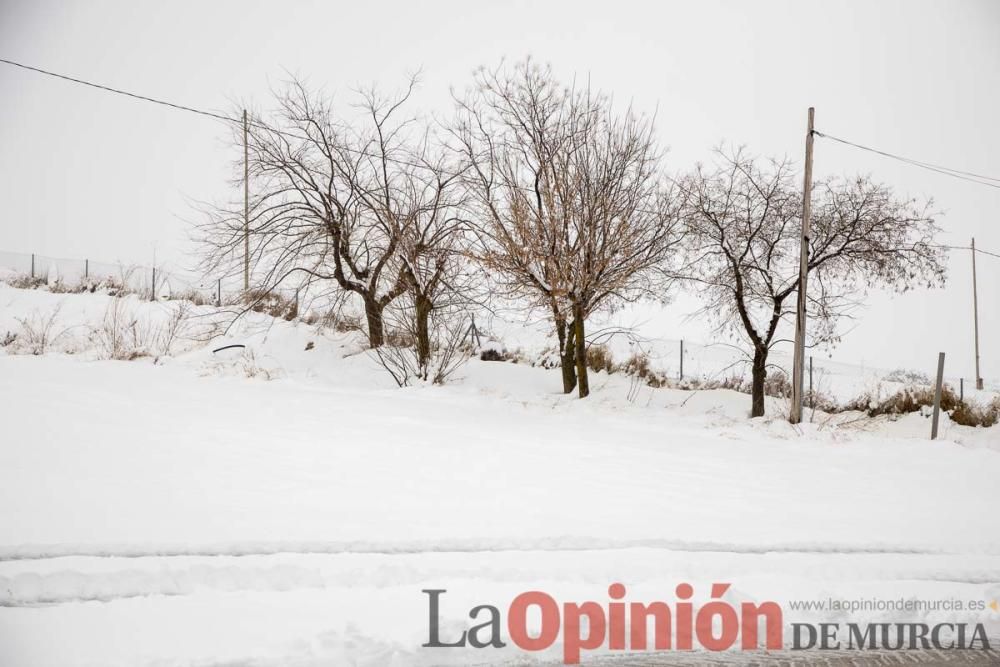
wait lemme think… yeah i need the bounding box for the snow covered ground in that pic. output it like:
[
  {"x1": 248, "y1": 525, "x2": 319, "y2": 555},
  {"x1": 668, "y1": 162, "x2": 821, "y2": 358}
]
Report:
[{"x1": 1, "y1": 283, "x2": 998, "y2": 666}]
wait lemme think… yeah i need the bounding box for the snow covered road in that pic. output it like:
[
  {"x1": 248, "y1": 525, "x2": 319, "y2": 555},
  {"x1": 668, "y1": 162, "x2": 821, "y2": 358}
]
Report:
[{"x1": 2, "y1": 548, "x2": 998, "y2": 665}]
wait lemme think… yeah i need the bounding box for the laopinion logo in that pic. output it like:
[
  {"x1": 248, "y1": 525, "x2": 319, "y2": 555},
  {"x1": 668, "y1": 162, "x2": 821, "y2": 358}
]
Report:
[{"x1": 422, "y1": 583, "x2": 994, "y2": 664}]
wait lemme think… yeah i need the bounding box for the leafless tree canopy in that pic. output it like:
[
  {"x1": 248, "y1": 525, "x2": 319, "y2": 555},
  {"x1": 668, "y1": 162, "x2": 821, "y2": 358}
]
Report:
[
  {"x1": 452, "y1": 60, "x2": 683, "y2": 397},
  {"x1": 679, "y1": 148, "x2": 947, "y2": 416},
  {"x1": 200, "y1": 77, "x2": 467, "y2": 350}
]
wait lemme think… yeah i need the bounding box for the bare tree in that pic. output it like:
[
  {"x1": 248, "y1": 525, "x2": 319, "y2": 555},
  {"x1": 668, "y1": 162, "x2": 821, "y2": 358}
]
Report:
[
  {"x1": 372, "y1": 304, "x2": 473, "y2": 386},
  {"x1": 200, "y1": 78, "x2": 437, "y2": 348},
  {"x1": 452, "y1": 60, "x2": 682, "y2": 398},
  {"x1": 392, "y1": 138, "x2": 472, "y2": 369},
  {"x1": 679, "y1": 148, "x2": 947, "y2": 417}
]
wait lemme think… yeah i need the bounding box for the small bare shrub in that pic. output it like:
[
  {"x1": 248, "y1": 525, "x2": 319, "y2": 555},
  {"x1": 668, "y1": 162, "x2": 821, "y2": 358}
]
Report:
[
  {"x1": 622, "y1": 351, "x2": 651, "y2": 378},
  {"x1": 76, "y1": 275, "x2": 107, "y2": 294},
  {"x1": 372, "y1": 313, "x2": 471, "y2": 387},
  {"x1": 585, "y1": 344, "x2": 615, "y2": 375},
  {"x1": 804, "y1": 389, "x2": 840, "y2": 415},
  {"x1": 986, "y1": 397, "x2": 1000, "y2": 428},
  {"x1": 951, "y1": 401, "x2": 981, "y2": 427},
  {"x1": 384, "y1": 328, "x2": 415, "y2": 348},
  {"x1": 155, "y1": 302, "x2": 193, "y2": 356},
  {"x1": 875, "y1": 384, "x2": 959, "y2": 416},
  {"x1": 838, "y1": 383, "x2": 994, "y2": 424},
  {"x1": 172, "y1": 287, "x2": 217, "y2": 307},
  {"x1": 480, "y1": 346, "x2": 506, "y2": 362},
  {"x1": 240, "y1": 349, "x2": 277, "y2": 380},
  {"x1": 764, "y1": 371, "x2": 792, "y2": 399},
  {"x1": 622, "y1": 351, "x2": 667, "y2": 388},
  {"x1": 6, "y1": 274, "x2": 46, "y2": 290},
  {"x1": 332, "y1": 314, "x2": 364, "y2": 333},
  {"x1": 884, "y1": 368, "x2": 932, "y2": 385},
  {"x1": 702, "y1": 371, "x2": 791, "y2": 399},
  {"x1": 11, "y1": 305, "x2": 67, "y2": 355},
  {"x1": 47, "y1": 279, "x2": 80, "y2": 294},
  {"x1": 244, "y1": 289, "x2": 297, "y2": 320},
  {"x1": 950, "y1": 395, "x2": 1000, "y2": 428},
  {"x1": 91, "y1": 298, "x2": 152, "y2": 360},
  {"x1": 839, "y1": 391, "x2": 874, "y2": 413},
  {"x1": 526, "y1": 346, "x2": 559, "y2": 368}
]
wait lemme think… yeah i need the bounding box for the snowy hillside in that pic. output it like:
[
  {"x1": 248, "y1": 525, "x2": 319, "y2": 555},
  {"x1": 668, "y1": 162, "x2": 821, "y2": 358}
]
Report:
[{"x1": 1, "y1": 283, "x2": 998, "y2": 666}]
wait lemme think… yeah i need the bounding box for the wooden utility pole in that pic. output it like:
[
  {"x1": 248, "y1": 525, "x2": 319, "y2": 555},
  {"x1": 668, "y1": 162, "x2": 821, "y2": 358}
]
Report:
[
  {"x1": 243, "y1": 109, "x2": 250, "y2": 293},
  {"x1": 972, "y1": 238, "x2": 983, "y2": 390},
  {"x1": 790, "y1": 107, "x2": 815, "y2": 424},
  {"x1": 931, "y1": 352, "x2": 946, "y2": 440}
]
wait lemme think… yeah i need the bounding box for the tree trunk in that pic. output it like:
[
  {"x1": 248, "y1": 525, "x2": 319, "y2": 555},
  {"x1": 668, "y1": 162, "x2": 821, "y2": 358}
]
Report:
[
  {"x1": 751, "y1": 347, "x2": 767, "y2": 418},
  {"x1": 364, "y1": 296, "x2": 385, "y2": 348},
  {"x1": 556, "y1": 317, "x2": 578, "y2": 394},
  {"x1": 415, "y1": 293, "x2": 432, "y2": 370},
  {"x1": 573, "y1": 304, "x2": 589, "y2": 398}
]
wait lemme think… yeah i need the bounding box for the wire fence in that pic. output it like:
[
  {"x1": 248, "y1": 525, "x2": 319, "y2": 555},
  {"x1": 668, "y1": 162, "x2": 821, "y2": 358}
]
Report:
[
  {"x1": 0, "y1": 249, "x2": 307, "y2": 307},
  {"x1": 638, "y1": 337, "x2": 998, "y2": 401},
  {"x1": 0, "y1": 248, "x2": 995, "y2": 399}
]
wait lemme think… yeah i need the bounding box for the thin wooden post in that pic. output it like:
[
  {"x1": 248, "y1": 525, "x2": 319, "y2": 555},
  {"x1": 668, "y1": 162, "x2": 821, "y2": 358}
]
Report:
[
  {"x1": 960, "y1": 377, "x2": 964, "y2": 403},
  {"x1": 972, "y1": 238, "x2": 983, "y2": 390},
  {"x1": 150, "y1": 265, "x2": 156, "y2": 302},
  {"x1": 790, "y1": 107, "x2": 815, "y2": 424},
  {"x1": 679, "y1": 339, "x2": 684, "y2": 380},
  {"x1": 217, "y1": 278, "x2": 222, "y2": 307},
  {"x1": 931, "y1": 352, "x2": 946, "y2": 440},
  {"x1": 30, "y1": 253, "x2": 35, "y2": 278}
]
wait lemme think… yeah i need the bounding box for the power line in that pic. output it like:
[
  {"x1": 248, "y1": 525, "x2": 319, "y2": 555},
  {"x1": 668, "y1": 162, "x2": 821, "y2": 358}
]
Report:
[
  {"x1": 928, "y1": 243, "x2": 1000, "y2": 260},
  {"x1": 0, "y1": 57, "x2": 313, "y2": 149},
  {"x1": 813, "y1": 130, "x2": 1000, "y2": 190},
  {"x1": 0, "y1": 56, "x2": 459, "y2": 176},
  {"x1": 5, "y1": 56, "x2": 1000, "y2": 201},
  {"x1": 0, "y1": 57, "x2": 234, "y2": 123}
]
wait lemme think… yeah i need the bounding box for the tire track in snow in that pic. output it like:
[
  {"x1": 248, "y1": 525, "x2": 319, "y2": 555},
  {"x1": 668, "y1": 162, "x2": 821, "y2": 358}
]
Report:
[
  {"x1": 3, "y1": 537, "x2": 993, "y2": 562},
  {"x1": 3, "y1": 549, "x2": 998, "y2": 607}
]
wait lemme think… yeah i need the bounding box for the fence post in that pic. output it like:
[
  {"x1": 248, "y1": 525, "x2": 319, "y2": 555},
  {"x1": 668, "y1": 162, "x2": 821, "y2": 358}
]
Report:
[
  {"x1": 679, "y1": 339, "x2": 684, "y2": 381},
  {"x1": 150, "y1": 266, "x2": 156, "y2": 302},
  {"x1": 217, "y1": 278, "x2": 222, "y2": 307},
  {"x1": 960, "y1": 377, "x2": 964, "y2": 403},
  {"x1": 931, "y1": 352, "x2": 946, "y2": 440},
  {"x1": 84, "y1": 259, "x2": 89, "y2": 279},
  {"x1": 30, "y1": 253, "x2": 35, "y2": 278},
  {"x1": 470, "y1": 314, "x2": 481, "y2": 349}
]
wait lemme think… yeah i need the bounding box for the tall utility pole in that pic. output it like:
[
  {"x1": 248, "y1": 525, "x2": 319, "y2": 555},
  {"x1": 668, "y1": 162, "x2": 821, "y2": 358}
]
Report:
[
  {"x1": 931, "y1": 352, "x2": 946, "y2": 440},
  {"x1": 972, "y1": 237, "x2": 983, "y2": 390},
  {"x1": 790, "y1": 107, "x2": 815, "y2": 424},
  {"x1": 243, "y1": 109, "x2": 250, "y2": 292}
]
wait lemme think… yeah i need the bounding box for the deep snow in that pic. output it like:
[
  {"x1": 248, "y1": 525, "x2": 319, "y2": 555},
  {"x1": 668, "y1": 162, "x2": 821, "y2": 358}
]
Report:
[{"x1": 0, "y1": 283, "x2": 998, "y2": 666}]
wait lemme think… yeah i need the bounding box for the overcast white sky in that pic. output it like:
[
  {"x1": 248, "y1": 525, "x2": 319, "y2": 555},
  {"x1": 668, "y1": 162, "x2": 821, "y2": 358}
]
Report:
[{"x1": 1, "y1": 0, "x2": 997, "y2": 379}]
